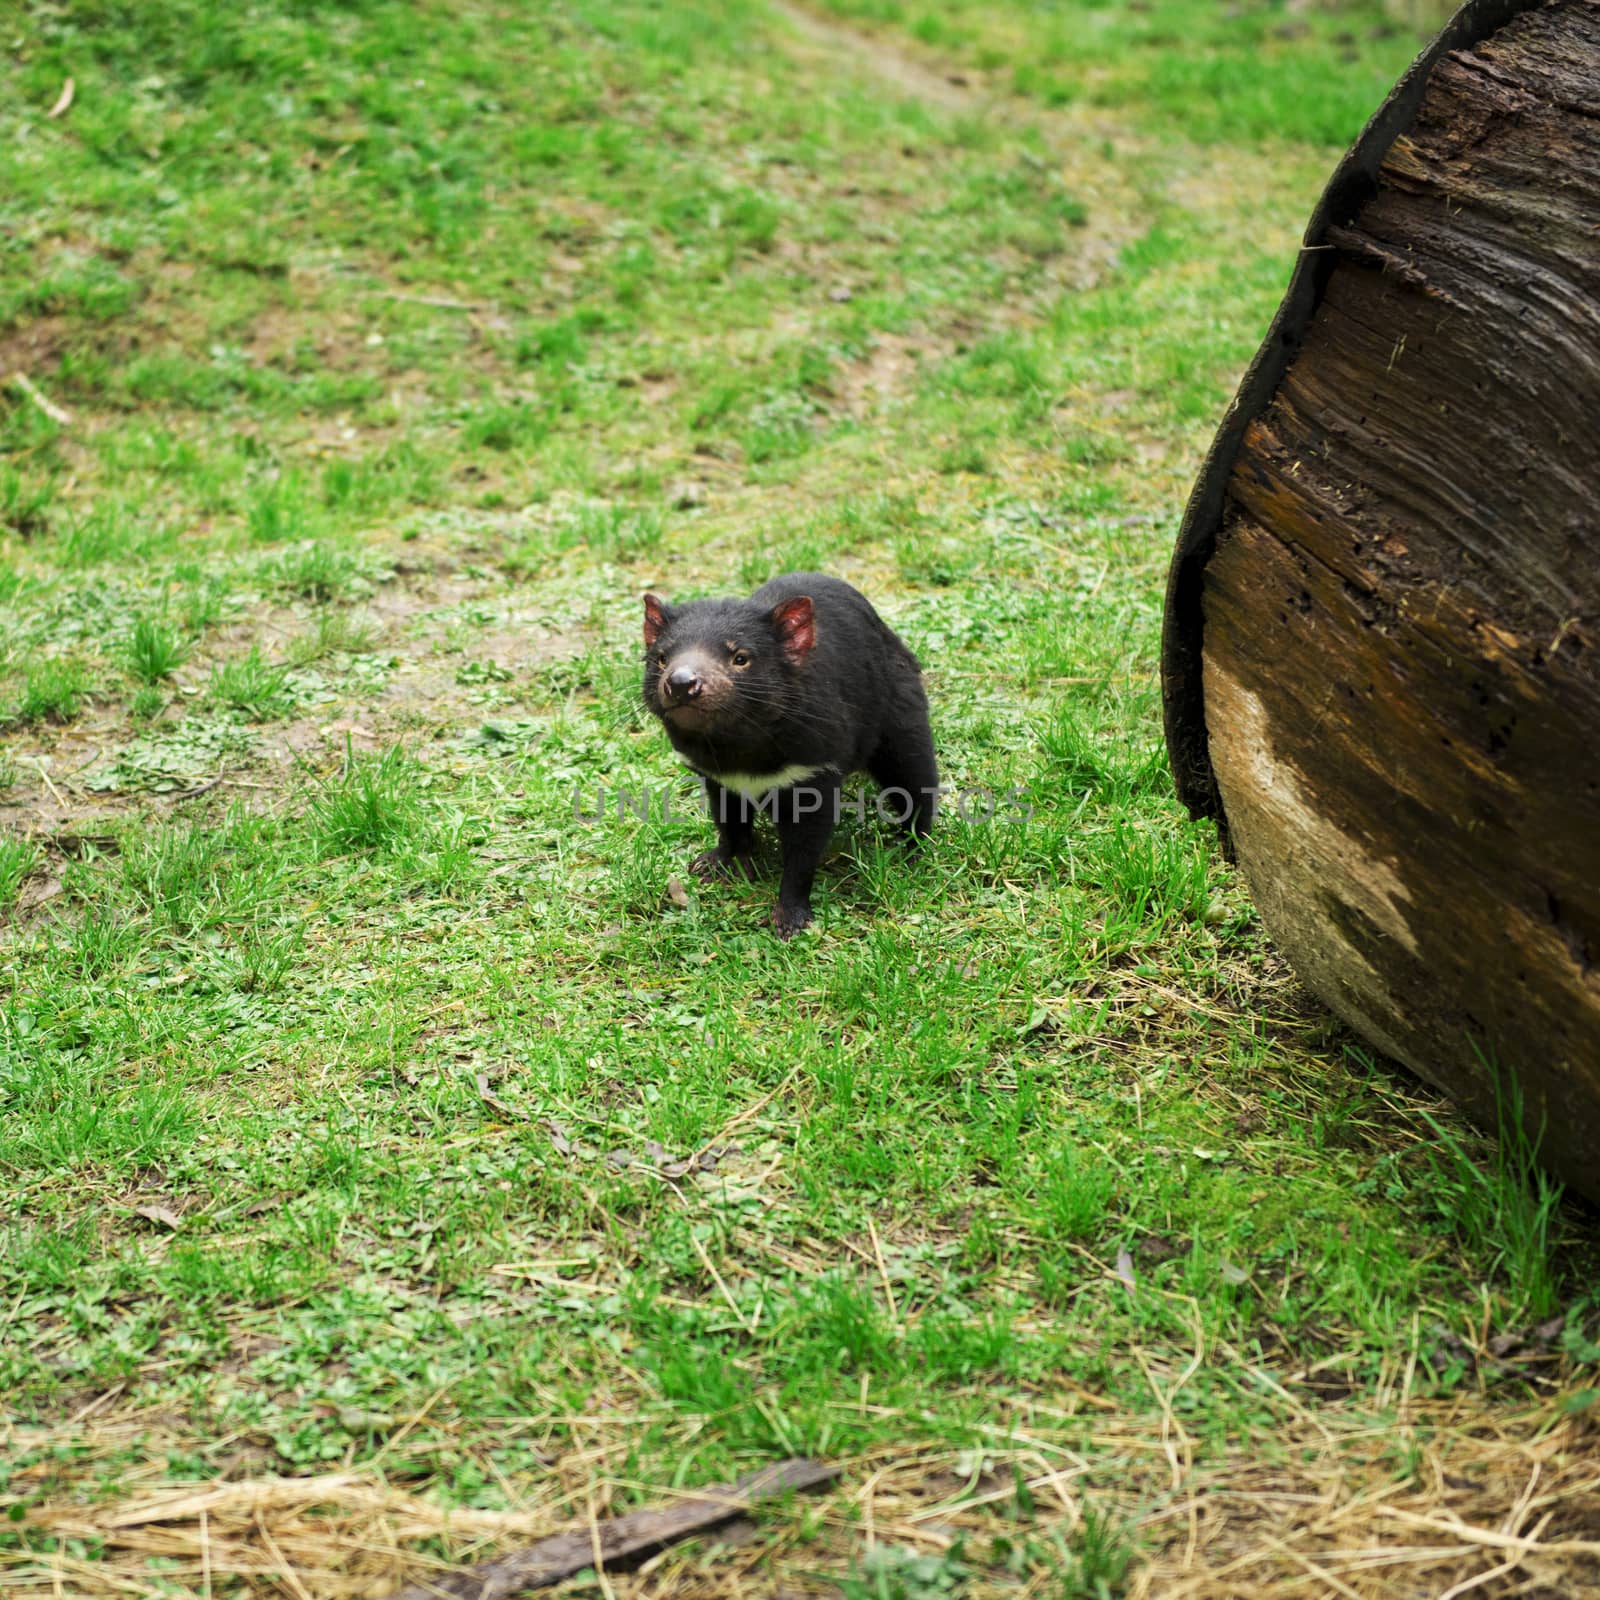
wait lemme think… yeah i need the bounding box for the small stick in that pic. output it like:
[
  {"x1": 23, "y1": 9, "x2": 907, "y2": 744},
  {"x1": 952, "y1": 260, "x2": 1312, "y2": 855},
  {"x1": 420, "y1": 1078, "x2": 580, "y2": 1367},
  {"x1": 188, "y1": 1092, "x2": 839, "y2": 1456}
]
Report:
[
  {"x1": 254, "y1": 1512, "x2": 314, "y2": 1600},
  {"x1": 9, "y1": 373, "x2": 73, "y2": 426},
  {"x1": 370, "y1": 1378, "x2": 458, "y2": 1469},
  {"x1": 32, "y1": 758, "x2": 66, "y2": 807},
  {"x1": 170, "y1": 775, "x2": 226, "y2": 803},
  {"x1": 392, "y1": 1458, "x2": 838, "y2": 1599},
  {"x1": 1258, "y1": 1534, "x2": 1365, "y2": 1600},
  {"x1": 586, "y1": 1485, "x2": 619, "y2": 1600},
  {"x1": 708, "y1": 1066, "x2": 797, "y2": 1150},
  {"x1": 377, "y1": 292, "x2": 489, "y2": 312},
  {"x1": 866, "y1": 1214, "x2": 899, "y2": 1330},
  {"x1": 1378, "y1": 1506, "x2": 1600, "y2": 1555},
  {"x1": 691, "y1": 1229, "x2": 757, "y2": 1335}
]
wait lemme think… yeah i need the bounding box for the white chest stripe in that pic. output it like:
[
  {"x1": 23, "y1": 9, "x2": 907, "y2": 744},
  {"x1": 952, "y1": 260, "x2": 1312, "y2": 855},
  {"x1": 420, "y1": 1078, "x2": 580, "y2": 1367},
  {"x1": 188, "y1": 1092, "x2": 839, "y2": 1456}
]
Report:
[{"x1": 693, "y1": 763, "x2": 830, "y2": 798}]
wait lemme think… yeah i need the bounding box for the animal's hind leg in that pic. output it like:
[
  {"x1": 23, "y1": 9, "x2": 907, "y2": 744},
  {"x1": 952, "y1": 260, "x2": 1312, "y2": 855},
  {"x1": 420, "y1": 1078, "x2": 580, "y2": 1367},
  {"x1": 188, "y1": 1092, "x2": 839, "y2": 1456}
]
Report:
[{"x1": 867, "y1": 717, "x2": 939, "y2": 841}]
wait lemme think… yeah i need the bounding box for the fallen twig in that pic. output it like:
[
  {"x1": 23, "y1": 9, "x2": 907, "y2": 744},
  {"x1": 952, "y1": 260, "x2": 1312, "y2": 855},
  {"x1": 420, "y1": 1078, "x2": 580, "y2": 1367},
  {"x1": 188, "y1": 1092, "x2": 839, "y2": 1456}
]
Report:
[
  {"x1": 393, "y1": 1458, "x2": 839, "y2": 1599},
  {"x1": 1377, "y1": 1505, "x2": 1600, "y2": 1557},
  {"x1": 474, "y1": 1072, "x2": 523, "y2": 1122},
  {"x1": 9, "y1": 372, "x2": 73, "y2": 426},
  {"x1": 168, "y1": 775, "x2": 227, "y2": 803},
  {"x1": 377, "y1": 292, "x2": 490, "y2": 312},
  {"x1": 31, "y1": 758, "x2": 67, "y2": 806}
]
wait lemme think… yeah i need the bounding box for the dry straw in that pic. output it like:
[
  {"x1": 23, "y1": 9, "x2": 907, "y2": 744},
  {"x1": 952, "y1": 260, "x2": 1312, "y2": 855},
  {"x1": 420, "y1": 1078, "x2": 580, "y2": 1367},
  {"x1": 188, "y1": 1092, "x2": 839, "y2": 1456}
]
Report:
[{"x1": 5, "y1": 1378, "x2": 1597, "y2": 1598}]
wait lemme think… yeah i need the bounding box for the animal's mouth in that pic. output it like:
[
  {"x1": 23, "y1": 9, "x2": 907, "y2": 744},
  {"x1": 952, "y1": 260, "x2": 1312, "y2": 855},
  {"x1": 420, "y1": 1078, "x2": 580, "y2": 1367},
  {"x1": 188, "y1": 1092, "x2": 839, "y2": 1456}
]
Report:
[{"x1": 663, "y1": 701, "x2": 715, "y2": 728}]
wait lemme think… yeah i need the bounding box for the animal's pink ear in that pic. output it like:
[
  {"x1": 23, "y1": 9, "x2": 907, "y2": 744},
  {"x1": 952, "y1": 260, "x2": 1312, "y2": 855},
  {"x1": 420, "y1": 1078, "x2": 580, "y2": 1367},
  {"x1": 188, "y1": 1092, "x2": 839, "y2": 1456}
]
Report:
[
  {"x1": 770, "y1": 596, "x2": 816, "y2": 664},
  {"x1": 643, "y1": 593, "x2": 669, "y2": 647}
]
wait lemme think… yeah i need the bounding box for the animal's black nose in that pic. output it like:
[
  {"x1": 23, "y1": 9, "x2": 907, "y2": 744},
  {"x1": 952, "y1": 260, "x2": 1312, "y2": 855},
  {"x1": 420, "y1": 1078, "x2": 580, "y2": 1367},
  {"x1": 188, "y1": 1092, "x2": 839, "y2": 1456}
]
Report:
[{"x1": 665, "y1": 666, "x2": 702, "y2": 701}]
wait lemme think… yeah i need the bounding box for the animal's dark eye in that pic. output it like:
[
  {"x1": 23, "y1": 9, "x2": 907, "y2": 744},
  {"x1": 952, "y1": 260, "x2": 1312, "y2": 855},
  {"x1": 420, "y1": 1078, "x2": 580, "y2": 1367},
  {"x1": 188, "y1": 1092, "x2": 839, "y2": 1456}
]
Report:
[{"x1": 731, "y1": 650, "x2": 751, "y2": 668}]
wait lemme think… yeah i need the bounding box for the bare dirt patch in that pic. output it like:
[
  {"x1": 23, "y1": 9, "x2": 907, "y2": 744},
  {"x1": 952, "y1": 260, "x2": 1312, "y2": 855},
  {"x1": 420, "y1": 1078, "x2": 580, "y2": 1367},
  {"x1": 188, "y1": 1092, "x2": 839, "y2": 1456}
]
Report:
[
  {"x1": 244, "y1": 300, "x2": 370, "y2": 373},
  {"x1": 0, "y1": 314, "x2": 72, "y2": 383},
  {"x1": 835, "y1": 331, "x2": 937, "y2": 421},
  {"x1": 0, "y1": 565, "x2": 587, "y2": 867},
  {"x1": 775, "y1": 0, "x2": 978, "y2": 112}
]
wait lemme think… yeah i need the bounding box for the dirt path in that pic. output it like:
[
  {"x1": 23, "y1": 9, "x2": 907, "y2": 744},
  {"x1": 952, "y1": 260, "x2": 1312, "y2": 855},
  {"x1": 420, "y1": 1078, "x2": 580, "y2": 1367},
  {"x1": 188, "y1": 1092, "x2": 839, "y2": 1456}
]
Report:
[
  {"x1": 770, "y1": 0, "x2": 1154, "y2": 293},
  {"x1": 774, "y1": 0, "x2": 977, "y2": 110}
]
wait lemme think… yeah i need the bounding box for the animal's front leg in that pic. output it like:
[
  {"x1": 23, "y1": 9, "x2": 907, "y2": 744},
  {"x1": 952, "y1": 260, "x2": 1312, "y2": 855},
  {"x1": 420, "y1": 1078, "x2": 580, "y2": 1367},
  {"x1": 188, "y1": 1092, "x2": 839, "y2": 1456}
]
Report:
[
  {"x1": 770, "y1": 774, "x2": 840, "y2": 937},
  {"x1": 690, "y1": 778, "x2": 757, "y2": 880}
]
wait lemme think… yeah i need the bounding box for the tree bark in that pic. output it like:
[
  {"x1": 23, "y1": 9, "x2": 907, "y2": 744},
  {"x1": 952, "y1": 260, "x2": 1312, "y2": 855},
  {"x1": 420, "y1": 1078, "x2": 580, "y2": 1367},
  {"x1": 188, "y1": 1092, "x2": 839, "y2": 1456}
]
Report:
[{"x1": 1169, "y1": 0, "x2": 1600, "y2": 1200}]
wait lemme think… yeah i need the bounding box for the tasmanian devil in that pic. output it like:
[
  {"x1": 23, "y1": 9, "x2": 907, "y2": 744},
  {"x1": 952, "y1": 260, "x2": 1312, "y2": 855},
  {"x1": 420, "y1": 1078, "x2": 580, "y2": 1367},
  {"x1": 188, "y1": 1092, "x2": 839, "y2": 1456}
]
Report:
[{"x1": 641, "y1": 572, "x2": 937, "y2": 938}]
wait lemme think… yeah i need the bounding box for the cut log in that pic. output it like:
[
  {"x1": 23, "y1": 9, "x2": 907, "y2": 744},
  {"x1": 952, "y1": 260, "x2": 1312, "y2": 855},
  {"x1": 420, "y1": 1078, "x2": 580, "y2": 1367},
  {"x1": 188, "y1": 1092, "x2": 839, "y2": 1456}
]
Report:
[{"x1": 1162, "y1": 0, "x2": 1600, "y2": 1202}]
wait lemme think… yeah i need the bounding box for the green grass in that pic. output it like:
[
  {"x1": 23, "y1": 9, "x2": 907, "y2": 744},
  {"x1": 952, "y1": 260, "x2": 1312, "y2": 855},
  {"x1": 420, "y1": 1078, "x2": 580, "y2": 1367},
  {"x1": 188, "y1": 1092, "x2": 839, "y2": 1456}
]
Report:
[
  {"x1": 816, "y1": 0, "x2": 1420, "y2": 143},
  {"x1": 124, "y1": 617, "x2": 192, "y2": 684},
  {"x1": 264, "y1": 540, "x2": 375, "y2": 603},
  {"x1": 0, "y1": 835, "x2": 36, "y2": 908},
  {"x1": 305, "y1": 744, "x2": 423, "y2": 854},
  {"x1": 0, "y1": 0, "x2": 1595, "y2": 1595},
  {"x1": 208, "y1": 646, "x2": 296, "y2": 720},
  {"x1": 9, "y1": 657, "x2": 89, "y2": 726},
  {"x1": 1416, "y1": 1062, "x2": 1567, "y2": 1322}
]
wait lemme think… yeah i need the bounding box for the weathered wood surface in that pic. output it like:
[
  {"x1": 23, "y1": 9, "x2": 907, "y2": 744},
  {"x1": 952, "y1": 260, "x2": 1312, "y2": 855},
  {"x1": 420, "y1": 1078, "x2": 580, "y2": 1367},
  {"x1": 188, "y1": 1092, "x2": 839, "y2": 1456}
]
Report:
[{"x1": 1180, "y1": 0, "x2": 1600, "y2": 1199}]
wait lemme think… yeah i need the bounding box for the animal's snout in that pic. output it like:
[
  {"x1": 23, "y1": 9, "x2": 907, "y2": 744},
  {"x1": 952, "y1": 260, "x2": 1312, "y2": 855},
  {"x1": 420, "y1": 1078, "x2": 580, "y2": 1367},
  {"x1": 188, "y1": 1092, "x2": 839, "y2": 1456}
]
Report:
[{"x1": 664, "y1": 665, "x2": 703, "y2": 702}]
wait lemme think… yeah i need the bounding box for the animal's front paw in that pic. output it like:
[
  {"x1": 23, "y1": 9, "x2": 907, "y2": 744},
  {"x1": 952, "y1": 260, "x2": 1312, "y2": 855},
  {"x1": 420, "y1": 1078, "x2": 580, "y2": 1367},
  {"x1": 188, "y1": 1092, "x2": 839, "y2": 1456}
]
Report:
[
  {"x1": 770, "y1": 899, "x2": 813, "y2": 939},
  {"x1": 690, "y1": 847, "x2": 753, "y2": 882}
]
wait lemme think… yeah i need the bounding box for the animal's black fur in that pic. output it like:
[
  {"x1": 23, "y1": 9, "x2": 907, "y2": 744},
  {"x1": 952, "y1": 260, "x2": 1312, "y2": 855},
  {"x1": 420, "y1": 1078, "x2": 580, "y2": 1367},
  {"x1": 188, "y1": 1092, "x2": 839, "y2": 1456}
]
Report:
[{"x1": 641, "y1": 572, "x2": 937, "y2": 937}]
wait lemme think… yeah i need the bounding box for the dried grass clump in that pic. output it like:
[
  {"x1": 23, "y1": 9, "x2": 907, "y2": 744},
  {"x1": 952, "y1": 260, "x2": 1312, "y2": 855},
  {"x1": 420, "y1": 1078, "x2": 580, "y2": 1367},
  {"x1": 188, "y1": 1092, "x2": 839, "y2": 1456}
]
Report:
[
  {"x1": 5, "y1": 1384, "x2": 1597, "y2": 1599},
  {"x1": 1132, "y1": 1392, "x2": 1600, "y2": 1599}
]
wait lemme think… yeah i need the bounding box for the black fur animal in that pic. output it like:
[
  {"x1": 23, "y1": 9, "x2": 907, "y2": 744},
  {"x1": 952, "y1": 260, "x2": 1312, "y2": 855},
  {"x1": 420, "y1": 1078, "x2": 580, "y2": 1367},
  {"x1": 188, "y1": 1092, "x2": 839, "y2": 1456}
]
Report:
[{"x1": 641, "y1": 572, "x2": 937, "y2": 937}]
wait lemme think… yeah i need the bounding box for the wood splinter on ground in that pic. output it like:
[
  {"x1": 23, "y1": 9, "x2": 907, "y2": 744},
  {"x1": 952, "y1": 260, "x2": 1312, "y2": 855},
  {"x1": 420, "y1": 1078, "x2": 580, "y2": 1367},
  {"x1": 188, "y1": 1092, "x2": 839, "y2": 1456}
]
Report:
[{"x1": 392, "y1": 1458, "x2": 839, "y2": 1599}]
